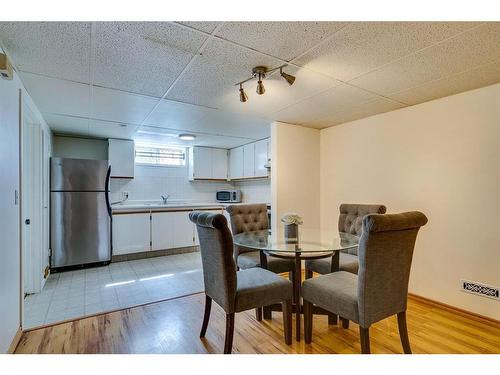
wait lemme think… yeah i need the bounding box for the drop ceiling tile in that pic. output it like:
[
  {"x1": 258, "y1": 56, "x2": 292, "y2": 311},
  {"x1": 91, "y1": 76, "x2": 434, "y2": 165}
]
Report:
[
  {"x1": 21, "y1": 72, "x2": 91, "y2": 117},
  {"x1": 216, "y1": 22, "x2": 347, "y2": 61},
  {"x1": 217, "y1": 66, "x2": 341, "y2": 118},
  {"x1": 178, "y1": 22, "x2": 220, "y2": 33},
  {"x1": 143, "y1": 99, "x2": 215, "y2": 129},
  {"x1": 166, "y1": 38, "x2": 283, "y2": 108},
  {"x1": 93, "y1": 22, "x2": 208, "y2": 97},
  {"x1": 89, "y1": 119, "x2": 138, "y2": 139},
  {"x1": 293, "y1": 22, "x2": 480, "y2": 81},
  {"x1": 389, "y1": 60, "x2": 500, "y2": 105},
  {"x1": 273, "y1": 83, "x2": 378, "y2": 126},
  {"x1": 0, "y1": 22, "x2": 91, "y2": 82},
  {"x1": 91, "y1": 86, "x2": 159, "y2": 125},
  {"x1": 311, "y1": 98, "x2": 407, "y2": 128},
  {"x1": 350, "y1": 23, "x2": 500, "y2": 96},
  {"x1": 43, "y1": 113, "x2": 89, "y2": 136}
]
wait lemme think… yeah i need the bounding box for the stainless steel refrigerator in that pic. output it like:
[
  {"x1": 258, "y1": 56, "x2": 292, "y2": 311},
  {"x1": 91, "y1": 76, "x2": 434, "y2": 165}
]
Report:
[{"x1": 50, "y1": 157, "x2": 112, "y2": 269}]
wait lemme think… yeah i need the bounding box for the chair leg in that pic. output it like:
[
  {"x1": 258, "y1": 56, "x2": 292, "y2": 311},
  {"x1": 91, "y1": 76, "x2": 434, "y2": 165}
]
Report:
[
  {"x1": 359, "y1": 327, "x2": 370, "y2": 354},
  {"x1": 255, "y1": 307, "x2": 262, "y2": 321},
  {"x1": 224, "y1": 313, "x2": 235, "y2": 354},
  {"x1": 328, "y1": 313, "x2": 338, "y2": 325},
  {"x1": 305, "y1": 268, "x2": 313, "y2": 279},
  {"x1": 200, "y1": 295, "x2": 212, "y2": 338},
  {"x1": 282, "y1": 299, "x2": 292, "y2": 345},
  {"x1": 397, "y1": 311, "x2": 412, "y2": 354},
  {"x1": 340, "y1": 317, "x2": 350, "y2": 329},
  {"x1": 303, "y1": 299, "x2": 313, "y2": 344}
]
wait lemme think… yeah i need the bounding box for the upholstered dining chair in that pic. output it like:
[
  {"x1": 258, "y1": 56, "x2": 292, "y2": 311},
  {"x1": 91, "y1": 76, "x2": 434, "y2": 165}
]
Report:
[
  {"x1": 302, "y1": 211, "x2": 428, "y2": 354},
  {"x1": 189, "y1": 211, "x2": 293, "y2": 354},
  {"x1": 305, "y1": 203, "x2": 387, "y2": 277},
  {"x1": 226, "y1": 204, "x2": 295, "y2": 320}
]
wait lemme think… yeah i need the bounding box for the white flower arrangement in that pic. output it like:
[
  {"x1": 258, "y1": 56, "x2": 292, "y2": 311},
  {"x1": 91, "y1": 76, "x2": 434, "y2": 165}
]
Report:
[{"x1": 281, "y1": 213, "x2": 303, "y2": 225}]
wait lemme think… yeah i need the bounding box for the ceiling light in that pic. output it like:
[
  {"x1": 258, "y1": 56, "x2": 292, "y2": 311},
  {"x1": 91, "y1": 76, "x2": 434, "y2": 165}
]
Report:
[
  {"x1": 178, "y1": 134, "x2": 196, "y2": 141},
  {"x1": 256, "y1": 73, "x2": 265, "y2": 95},
  {"x1": 280, "y1": 67, "x2": 296, "y2": 86},
  {"x1": 239, "y1": 83, "x2": 248, "y2": 103}
]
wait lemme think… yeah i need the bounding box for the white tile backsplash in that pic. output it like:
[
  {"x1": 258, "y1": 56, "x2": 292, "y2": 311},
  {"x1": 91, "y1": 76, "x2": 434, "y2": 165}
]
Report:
[{"x1": 110, "y1": 163, "x2": 271, "y2": 205}]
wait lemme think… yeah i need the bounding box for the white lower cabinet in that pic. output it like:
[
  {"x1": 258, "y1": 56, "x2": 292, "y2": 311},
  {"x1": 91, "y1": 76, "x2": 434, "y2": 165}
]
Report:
[
  {"x1": 112, "y1": 213, "x2": 151, "y2": 255},
  {"x1": 171, "y1": 211, "x2": 195, "y2": 248},
  {"x1": 151, "y1": 212, "x2": 174, "y2": 251}
]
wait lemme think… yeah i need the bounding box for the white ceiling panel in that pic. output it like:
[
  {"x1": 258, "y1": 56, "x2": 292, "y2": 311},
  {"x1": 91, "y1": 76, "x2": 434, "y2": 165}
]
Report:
[
  {"x1": 89, "y1": 119, "x2": 138, "y2": 139},
  {"x1": 93, "y1": 22, "x2": 208, "y2": 97},
  {"x1": 143, "y1": 99, "x2": 215, "y2": 129},
  {"x1": 217, "y1": 65, "x2": 341, "y2": 118},
  {"x1": 350, "y1": 23, "x2": 500, "y2": 97},
  {"x1": 0, "y1": 22, "x2": 91, "y2": 82},
  {"x1": 273, "y1": 83, "x2": 378, "y2": 126},
  {"x1": 389, "y1": 60, "x2": 500, "y2": 105},
  {"x1": 178, "y1": 22, "x2": 221, "y2": 33},
  {"x1": 293, "y1": 22, "x2": 480, "y2": 82},
  {"x1": 166, "y1": 38, "x2": 283, "y2": 108},
  {"x1": 91, "y1": 86, "x2": 159, "y2": 125},
  {"x1": 43, "y1": 113, "x2": 89, "y2": 136},
  {"x1": 21, "y1": 72, "x2": 91, "y2": 117},
  {"x1": 216, "y1": 22, "x2": 347, "y2": 61}
]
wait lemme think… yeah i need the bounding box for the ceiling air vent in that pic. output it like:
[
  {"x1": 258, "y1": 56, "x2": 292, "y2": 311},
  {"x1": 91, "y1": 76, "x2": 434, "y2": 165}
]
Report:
[{"x1": 460, "y1": 279, "x2": 499, "y2": 300}]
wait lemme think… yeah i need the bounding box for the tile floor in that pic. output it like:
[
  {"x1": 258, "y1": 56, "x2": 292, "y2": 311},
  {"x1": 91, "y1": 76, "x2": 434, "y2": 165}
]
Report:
[{"x1": 24, "y1": 252, "x2": 203, "y2": 329}]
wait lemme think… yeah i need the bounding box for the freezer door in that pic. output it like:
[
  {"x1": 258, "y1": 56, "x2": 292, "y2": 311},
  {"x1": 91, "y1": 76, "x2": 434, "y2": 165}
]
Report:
[
  {"x1": 51, "y1": 192, "x2": 110, "y2": 268},
  {"x1": 51, "y1": 157, "x2": 109, "y2": 192}
]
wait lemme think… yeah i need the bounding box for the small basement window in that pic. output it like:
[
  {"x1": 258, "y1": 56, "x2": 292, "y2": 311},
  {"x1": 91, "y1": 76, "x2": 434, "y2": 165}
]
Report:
[{"x1": 135, "y1": 143, "x2": 186, "y2": 167}]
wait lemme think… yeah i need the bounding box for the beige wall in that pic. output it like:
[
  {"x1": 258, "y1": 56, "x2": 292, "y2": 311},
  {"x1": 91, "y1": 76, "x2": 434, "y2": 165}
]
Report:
[
  {"x1": 320, "y1": 84, "x2": 500, "y2": 319},
  {"x1": 271, "y1": 122, "x2": 320, "y2": 231}
]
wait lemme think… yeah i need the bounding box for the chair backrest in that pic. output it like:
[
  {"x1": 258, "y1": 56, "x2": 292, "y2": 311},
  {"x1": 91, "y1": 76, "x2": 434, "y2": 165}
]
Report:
[
  {"x1": 226, "y1": 203, "x2": 269, "y2": 258},
  {"x1": 189, "y1": 211, "x2": 237, "y2": 313},
  {"x1": 338, "y1": 204, "x2": 387, "y2": 255},
  {"x1": 357, "y1": 211, "x2": 428, "y2": 327}
]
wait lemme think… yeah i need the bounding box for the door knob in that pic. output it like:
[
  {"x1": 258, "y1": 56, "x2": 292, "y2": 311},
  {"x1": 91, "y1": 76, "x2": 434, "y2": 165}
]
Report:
[{"x1": 25, "y1": 219, "x2": 30, "y2": 225}]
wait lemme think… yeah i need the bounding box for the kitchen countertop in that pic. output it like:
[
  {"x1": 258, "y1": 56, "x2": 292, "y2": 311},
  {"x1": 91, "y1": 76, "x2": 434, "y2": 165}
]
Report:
[{"x1": 111, "y1": 201, "x2": 271, "y2": 213}]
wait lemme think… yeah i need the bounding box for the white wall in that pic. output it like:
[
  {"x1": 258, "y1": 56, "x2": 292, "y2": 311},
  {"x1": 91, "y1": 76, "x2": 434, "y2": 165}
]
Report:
[
  {"x1": 320, "y1": 84, "x2": 500, "y2": 320},
  {"x1": 271, "y1": 122, "x2": 320, "y2": 231},
  {"x1": 52, "y1": 135, "x2": 108, "y2": 160},
  {"x1": 234, "y1": 180, "x2": 271, "y2": 204}
]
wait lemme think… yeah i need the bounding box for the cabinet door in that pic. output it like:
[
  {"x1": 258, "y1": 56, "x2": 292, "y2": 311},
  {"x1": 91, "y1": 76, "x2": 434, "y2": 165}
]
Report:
[
  {"x1": 109, "y1": 139, "x2": 135, "y2": 178},
  {"x1": 229, "y1": 146, "x2": 244, "y2": 179},
  {"x1": 243, "y1": 143, "x2": 255, "y2": 178},
  {"x1": 212, "y1": 148, "x2": 228, "y2": 180},
  {"x1": 151, "y1": 212, "x2": 174, "y2": 251},
  {"x1": 172, "y1": 211, "x2": 195, "y2": 248},
  {"x1": 254, "y1": 139, "x2": 269, "y2": 178},
  {"x1": 193, "y1": 147, "x2": 212, "y2": 179},
  {"x1": 112, "y1": 213, "x2": 150, "y2": 255}
]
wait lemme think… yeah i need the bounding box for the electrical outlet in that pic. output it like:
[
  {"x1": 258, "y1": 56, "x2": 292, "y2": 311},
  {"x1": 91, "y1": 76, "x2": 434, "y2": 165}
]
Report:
[{"x1": 122, "y1": 191, "x2": 129, "y2": 199}]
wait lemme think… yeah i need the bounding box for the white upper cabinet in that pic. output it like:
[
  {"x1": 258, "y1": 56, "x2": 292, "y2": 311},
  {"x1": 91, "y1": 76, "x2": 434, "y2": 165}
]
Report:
[
  {"x1": 228, "y1": 146, "x2": 244, "y2": 179},
  {"x1": 108, "y1": 139, "x2": 134, "y2": 178},
  {"x1": 243, "y1": 143, "x2": 255, "y2": 178},
  {"x1": 254, "y1": 139, "x2": 269, "y2": 178},
  {"x1": 189, "y1": 146, "x2": 228, "y2": 180}
]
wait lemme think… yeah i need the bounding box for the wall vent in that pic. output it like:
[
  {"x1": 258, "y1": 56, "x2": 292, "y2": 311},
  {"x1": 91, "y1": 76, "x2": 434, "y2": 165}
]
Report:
[{"x1": 460, "y1": 279, "x2": 499, "y2": 300}]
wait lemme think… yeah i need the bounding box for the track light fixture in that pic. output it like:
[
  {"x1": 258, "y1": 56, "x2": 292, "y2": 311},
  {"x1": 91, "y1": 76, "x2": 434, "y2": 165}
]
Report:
[
  {"x1": 235, "y1": 64, "x2": 296, "y2": 102},
  {"x1": 239, "y1": 83, "x2": 248, "y2": 103}
]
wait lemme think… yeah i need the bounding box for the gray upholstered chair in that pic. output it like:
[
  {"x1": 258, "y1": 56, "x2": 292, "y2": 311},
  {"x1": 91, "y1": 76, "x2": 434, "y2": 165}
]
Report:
[
  {"x1": 189, "y1": 211, "x2": 293, "y2": 354},
  {"x1": 305, "y1": 204, "x2": 387, "y2": 277},
  {"x1": 226, "y1": 204, "x2": 295, "y2": 320},
  {"x1": 303, "y1": 211, "x2": 428, "y2": 354}
]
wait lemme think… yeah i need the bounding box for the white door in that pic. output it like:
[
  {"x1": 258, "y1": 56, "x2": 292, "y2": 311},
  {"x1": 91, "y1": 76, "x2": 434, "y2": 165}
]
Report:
[
  {"x1": 211, "y1": 148, "x2": 228, "y2": 180},
  {"x1": 112, "y1": 213, "x2": 151, "y2": 255},
  {"x1": 243, "y1": 143, "x2": 255, "y2": 178},
  {"x1": 151, "y1": 212, "x2": 174, "y2": 250},
  {"x1": 229, "y1": 146, "x2": 244, "y2": 179},
  {"x1": 254, "y1": 139, "x2": 269, "y2": 178},
  {"x1": 193, "y1": 147, "x2": 212, "y2": 179},
  {"x1": 172, "y1": 211, "x2": 195, "y2": 248}
]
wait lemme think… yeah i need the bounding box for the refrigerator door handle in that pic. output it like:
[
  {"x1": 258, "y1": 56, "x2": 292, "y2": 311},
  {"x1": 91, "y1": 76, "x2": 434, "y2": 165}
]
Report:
[{"x1": 105, "y1": 165, "x2": 112, "y2": 218}]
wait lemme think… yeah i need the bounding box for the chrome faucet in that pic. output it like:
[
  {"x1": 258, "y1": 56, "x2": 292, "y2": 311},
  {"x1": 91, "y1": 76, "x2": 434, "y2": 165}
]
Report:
[{"x1": 161, "y1": 194, "x2": 170, "y2": 205}]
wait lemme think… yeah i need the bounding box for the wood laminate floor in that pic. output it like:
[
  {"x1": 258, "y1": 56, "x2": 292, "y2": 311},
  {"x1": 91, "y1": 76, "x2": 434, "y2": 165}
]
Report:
[{"x1": 15, "y1": 292, "x2": 500, "y2": 354}]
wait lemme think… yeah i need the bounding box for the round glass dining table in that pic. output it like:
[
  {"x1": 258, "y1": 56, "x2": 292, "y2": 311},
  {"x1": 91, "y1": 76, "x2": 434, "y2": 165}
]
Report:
[{"x1": 233, "y1": 228, "x2": 359, "y2": 341}]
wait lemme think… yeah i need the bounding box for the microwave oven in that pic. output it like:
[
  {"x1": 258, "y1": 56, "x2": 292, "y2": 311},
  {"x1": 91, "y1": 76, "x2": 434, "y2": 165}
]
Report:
[{"x1": 216, "y1": 190, "x2": 242, "y2": 203}]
